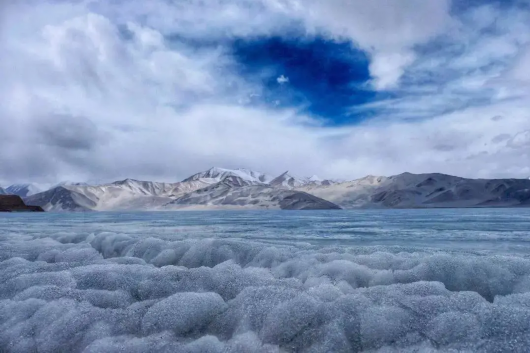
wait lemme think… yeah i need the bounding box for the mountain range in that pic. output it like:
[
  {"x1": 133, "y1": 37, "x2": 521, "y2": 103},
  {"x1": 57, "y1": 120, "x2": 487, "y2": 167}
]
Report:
[
  {"x1": 2, "y1": 167, "x2": 530, "y2": 212},
  {"x1": 4, "y1": 184, "x2": 43, "y2": 197}
]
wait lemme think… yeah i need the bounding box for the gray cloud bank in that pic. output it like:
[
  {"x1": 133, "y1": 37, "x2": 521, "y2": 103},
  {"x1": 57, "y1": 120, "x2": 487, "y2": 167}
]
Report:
[{"x1": 1, "y1": 1, "x2": 530, "y2": 185}]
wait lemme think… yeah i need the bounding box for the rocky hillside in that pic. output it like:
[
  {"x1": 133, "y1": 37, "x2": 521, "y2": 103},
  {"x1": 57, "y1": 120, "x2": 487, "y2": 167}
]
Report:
[
  {"x1": 0, "y1": 195, "x2": 44, "y2": 212},
  {"x1": 297, "y1": 173, "x2": 530, "y2": 209},
  {"x1": 23, "y1": 170, "x2": 341, "y2": 212},
  {"x1": 165, "y1": 179, "x2": 341, "y2": 210}
]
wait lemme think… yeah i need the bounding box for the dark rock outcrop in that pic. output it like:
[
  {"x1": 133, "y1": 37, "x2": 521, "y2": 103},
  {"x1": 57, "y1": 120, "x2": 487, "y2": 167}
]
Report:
[
  {"x1": 0, "y1": 195, "x2": 44, "y2": 212},
  {"x1": 277, "y1": 191, "x2": 342, "y2": 210}
]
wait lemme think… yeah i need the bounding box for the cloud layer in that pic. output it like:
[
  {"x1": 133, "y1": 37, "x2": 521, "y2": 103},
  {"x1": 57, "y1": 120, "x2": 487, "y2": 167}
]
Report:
[{"x1": 1, "y1": 0, "x2": 530, "y2": 184}]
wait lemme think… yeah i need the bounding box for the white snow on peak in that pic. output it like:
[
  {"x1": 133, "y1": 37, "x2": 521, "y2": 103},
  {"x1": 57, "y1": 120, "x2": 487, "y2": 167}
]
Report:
[
  {"x1": 183, "y1": 167, "x2": 273, "y2": 184},
  {"x1": 110, "y1": 179, "x2": 165, "y2": 196},
  {"x1": 6, "y1": 183, "x2": 43, "y2": 197},
  {"x1": 14, "y1": 167, "x2": 344, "y2": 211},
  {"x1": 269, "y1": 171, "x2": 308, "y2": 188},
  {"x1": 269, "y1": 172, "x2": 340, "y2": 188},
  {"x1": 55, "y1": 181, "x2": 90, "y2": 187}
]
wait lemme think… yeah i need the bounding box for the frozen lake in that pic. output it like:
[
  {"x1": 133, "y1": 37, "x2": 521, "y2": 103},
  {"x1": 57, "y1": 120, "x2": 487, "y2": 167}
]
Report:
[{"x1": 1, "y1": 209, "x2": 530, "y2": 352}]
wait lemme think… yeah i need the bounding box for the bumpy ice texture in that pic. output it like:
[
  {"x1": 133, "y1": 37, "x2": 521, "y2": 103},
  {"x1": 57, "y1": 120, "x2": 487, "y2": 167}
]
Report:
[{"x1": 2, "y1": 230, "x2": 530, "y2": 352}]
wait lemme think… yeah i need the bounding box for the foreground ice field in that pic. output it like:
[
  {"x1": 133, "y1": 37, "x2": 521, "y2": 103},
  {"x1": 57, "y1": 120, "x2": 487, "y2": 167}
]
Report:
[{"x1": 1, "y1": 210, "x2": 530, "y2": 352}]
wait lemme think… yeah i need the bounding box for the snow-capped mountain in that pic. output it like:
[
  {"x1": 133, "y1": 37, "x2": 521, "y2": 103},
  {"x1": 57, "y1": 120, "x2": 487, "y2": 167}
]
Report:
[
  {"x1": 297, "y1": 173, "x2": 530, "y2": 208},
  {"x1": 19, "y1": 168, "x2": 530, "y2": 212},
  {"x1": 0, "y1": 187, "x2": 6, "y2": 195},
  {"x1": 183, "y1": 167, "x2": 274, "y2": 184},
  {"x1": 307, "y1": 175, "x2": 322, "y2": 183},
  {"x1": 164, "y1": 182, "x2": 341, "y2": 210},
  {"x1": 268, "y1": 172, "x2": 338, "y2": 188},
  {"x1": 22, "y1": 170, "x2": 341, "y2": 212},
  {"x1": 269, "y1": 171, "x2": 310, "y2": 188},
  {"x1": 28, "y1": 179, "x2": 217, "y2": 212},
  {"x1": 5, "y1": 184, "x2": 43, "y2": 197},
  {"x1": 54, "y1": 181, "x2": 90, "y2": 187},
  {"x1": 24, "y1": 186, "x2": 96, "y2": 212},
  {"x1": 110, "y1": 179, "x2": 178, "y2": 196},
  {"x1": 302, "y1": 175, "x2": 338, "y2": 186}
]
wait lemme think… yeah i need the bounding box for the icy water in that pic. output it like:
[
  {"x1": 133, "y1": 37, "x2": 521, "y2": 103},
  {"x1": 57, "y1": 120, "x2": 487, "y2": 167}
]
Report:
[{"x1": 2, "y1": 209, "x2": 530, "y2": 352}]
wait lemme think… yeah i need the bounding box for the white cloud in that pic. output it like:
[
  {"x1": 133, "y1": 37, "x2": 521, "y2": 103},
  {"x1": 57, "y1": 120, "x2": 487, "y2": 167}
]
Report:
[
  {"x1": 275, "y1": 0, "x2": 453, "y2": 89},
  {"x1": 277, "y1": 75, "x2": 289, "y2": 84},
  {"x1": 1, "y1": 0, "x2": 530, "y2": 185},
  {"x1": 509, "y1": 45, "x2": 530, "y2": 83},
  {"x1": 368, "y1": 51, "x2": 416, "y2": 90},
  {"x1": 90, "y1": 0, "x2": 453, "y2": 90}
]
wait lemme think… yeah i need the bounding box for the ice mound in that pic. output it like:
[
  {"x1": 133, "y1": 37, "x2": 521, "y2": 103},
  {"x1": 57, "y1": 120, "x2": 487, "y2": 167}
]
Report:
[{"x1": 2, "y1": 230, "x2": 530, "y2": 352}]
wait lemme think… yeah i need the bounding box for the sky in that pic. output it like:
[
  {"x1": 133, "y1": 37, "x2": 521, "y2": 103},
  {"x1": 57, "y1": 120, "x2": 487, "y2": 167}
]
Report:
[{"x1": 1, "y1": 0, "x2": 530, "y2": 185}]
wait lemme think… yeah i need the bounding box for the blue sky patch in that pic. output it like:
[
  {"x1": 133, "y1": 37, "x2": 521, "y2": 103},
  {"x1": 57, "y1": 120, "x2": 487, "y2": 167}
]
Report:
[{"x1": 230, "y1": 36, "x2": 383, "y2": 124}]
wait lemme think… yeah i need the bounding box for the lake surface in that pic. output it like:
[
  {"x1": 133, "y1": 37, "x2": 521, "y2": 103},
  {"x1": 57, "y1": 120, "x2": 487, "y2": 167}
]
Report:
[
  {"x1": 1, "y1": 209, "x2": 530, "y2": 352},
  {"x1": 2, "y1": 208, "x2": 530, "y2": 252}
]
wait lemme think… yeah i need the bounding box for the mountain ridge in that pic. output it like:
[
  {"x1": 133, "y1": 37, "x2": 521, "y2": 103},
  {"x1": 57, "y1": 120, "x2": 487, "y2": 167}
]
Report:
[
  {"x1": 5, "y1": 184, "x2": 43, "y2": 197},
  {"x1": 5, "y1": 168, "x2": 530, "y2": 212}
]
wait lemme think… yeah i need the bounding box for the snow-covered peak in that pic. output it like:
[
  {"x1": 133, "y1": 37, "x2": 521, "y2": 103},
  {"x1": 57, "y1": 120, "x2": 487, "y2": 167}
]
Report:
[
  {"x1": 218, "y1": 175, "x2": 265, "y2": 188},
  {"x1": 111, "y1": 178, "x2": 143, "y2": 187},
  {"x1": 6, "y1": 183, "x2": 43, "y2": 197},
  {"x1": 111, "y1": 179, "x2": 150, "y2": 195},
  {"x1": 269, "y1": 171, "x2": 308, "y2": 188},
  {"x1": 183, "y1": 167, "x2": 272, "y2": 184},
  {"x1": 353, "y1": 175, "x2": 387, "y2": 185},
  {"x1": 109, "y1": 179, "x2": 179, "y2": 196},
  {"x1": 307, "y1": 175, "x2": 322, "y2": 182},
  {"x1": 55, "y1": 181, "x2": 89, "y2": 187}
]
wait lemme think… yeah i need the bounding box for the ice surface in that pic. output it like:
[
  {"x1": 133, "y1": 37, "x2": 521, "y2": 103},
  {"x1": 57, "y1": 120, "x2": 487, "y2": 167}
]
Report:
[{"x1": 1, "y1": 211, "x2": 530, "y2": 352}]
